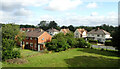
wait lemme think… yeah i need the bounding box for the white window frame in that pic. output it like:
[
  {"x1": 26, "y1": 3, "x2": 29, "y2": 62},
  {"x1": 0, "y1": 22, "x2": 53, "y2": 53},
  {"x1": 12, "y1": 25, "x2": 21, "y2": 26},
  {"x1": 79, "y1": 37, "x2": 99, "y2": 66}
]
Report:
[
  {"x1": 26, "y1": 42, "x2": 28, "y2": 45},
  {"x1": 30, "y1": 37, "x2": 32, "y2": 40},
  {"x1": 35, "y1": 43, "x2": 37, "y2": 48},
  {"x1": 30, "y1": 43, "x2": 33, "y2": 47}
]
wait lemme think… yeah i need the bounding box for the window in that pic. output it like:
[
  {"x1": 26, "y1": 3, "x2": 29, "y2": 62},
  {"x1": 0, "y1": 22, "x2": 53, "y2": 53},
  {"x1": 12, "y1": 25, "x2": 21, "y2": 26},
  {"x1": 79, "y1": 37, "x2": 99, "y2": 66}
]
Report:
[
  {"x1": 35, "y1": 38, "x2": 37, "y2": 40},
  {"x1": 30, "y1": 43, "x2": 33, "y2": 47},
  {"x1": 76, "y1": 33, "x2": 78, "y2": 35},
  {"x1": 26, "y1": 37, "x2": 29, "y2": 40},
  {"x1": 42, "y1": 38, "x2": 44, "y2": 40},
  {"x1": 97, "y1": 35, "x2": 100, "y2": 37},
  {"x1": 35, "y1": 43, "x2": 37, "y2": 48},
  {"x1": 30, "y1": 37, "x2": 32, "y2": 40},
  {"x1": 92, "y1": 34, "x2": 94, "y2": 36},
  {"x1": 23, "y1": 42, "x2": 25, "y2": 45},
  {"x1": 26, "y1": 42, "x2": 28, "y2": 45}
]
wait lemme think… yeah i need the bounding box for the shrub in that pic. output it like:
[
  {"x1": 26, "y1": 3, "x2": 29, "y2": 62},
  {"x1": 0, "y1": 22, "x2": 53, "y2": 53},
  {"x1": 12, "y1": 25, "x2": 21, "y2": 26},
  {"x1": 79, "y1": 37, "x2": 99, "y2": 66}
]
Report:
[
  {"x1": 105, "y1": 40, "x2": 112, "y2": 46},
  {"x1": 46, "y1": 37, "x2": 70, "y2": 52},
  {"x1": 2, "y1": 38, "x2": 21, "y2": 61},
  {"x1": 100, "y1": 48, "x2": 105, "y2": 51},
  {"x1": 89, "y1": 39, "x2": 98, "y2": 44},
  {"x1": 76, "y1": 38, "x2": 91, "y2": 48}
]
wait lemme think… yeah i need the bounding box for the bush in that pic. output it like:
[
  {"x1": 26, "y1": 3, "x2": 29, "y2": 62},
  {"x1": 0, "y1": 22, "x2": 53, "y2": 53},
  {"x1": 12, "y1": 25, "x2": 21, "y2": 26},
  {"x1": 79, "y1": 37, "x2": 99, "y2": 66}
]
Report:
[
  {"x1": 2, "y1": 38, "x2": 21, "y2": 61},
  {"x1": 46, "y1": 37, "x2": 70, "y2": 52},
  {"x1": 89, "y1": 39, "x2": 98, "y2": 43},
  {"x1": 76, "y1": 38, "x2": 91, "y2": 48},
  {"x1": 100, "y1": 48, "x2": 104, "y2": 51},
  {"x1": 105, "y1": 40, "x2": 112, "y2": 46}
]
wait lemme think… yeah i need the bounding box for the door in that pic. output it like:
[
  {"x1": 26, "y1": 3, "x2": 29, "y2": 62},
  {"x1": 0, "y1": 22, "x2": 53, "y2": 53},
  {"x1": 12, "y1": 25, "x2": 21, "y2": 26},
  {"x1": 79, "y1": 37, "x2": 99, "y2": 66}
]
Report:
[{"x1": 38, "y1": 45, "x2": 40, "y2": 51}]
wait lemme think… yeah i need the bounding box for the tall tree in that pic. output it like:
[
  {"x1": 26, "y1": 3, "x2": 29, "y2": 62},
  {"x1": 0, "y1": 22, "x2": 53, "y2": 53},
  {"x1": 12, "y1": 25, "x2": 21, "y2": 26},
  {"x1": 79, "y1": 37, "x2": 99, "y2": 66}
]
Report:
[
  {"x1": 68, "y1": 25, "x2": 75, "y2": 32},
  {"x1": 48, "y1": 21, "x2": 58, "y2": 29},
  {"x1": 2, "y1": 24, "x2": 22, "y2": 60},
  {"x1": 112, "y1": 25, "x2": 120, "y2": 53}
]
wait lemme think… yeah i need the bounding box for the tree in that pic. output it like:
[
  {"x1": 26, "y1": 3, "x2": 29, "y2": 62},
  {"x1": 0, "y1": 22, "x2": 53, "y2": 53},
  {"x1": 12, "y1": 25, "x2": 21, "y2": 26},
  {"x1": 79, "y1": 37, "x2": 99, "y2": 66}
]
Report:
[
  {"x1": 2, "y1": 24, "x2": 22, "y2": 60},
  {"x1": 68, "y1": 25, "x2": 75, "y2": 32},
  {"x1": 38, "y1": 21, "x2": 49, "y2": 30},
  {"x1": 112, "y1": 26, "x2": 120, "y2": 53},
  {"x1": 48, "y1": 21, "x2": 58, "y2": 29}
]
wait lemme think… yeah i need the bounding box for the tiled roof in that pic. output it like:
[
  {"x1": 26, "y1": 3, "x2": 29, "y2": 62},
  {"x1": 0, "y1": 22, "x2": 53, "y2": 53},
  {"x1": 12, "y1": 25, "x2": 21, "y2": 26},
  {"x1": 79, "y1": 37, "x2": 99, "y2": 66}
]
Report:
[
  {"x1": 26, "y1": 30, "x2": 45, "y2": 37},
  {"x1": 61, "y1": 29, "x2": 70, "y2": 34},
  {"x1": 77, "y1": 28, "x2": 87, "y2": 34},
  {"x1": 47, "y1": 28, "x2": 59, "y2": 32},
  {"x1": 88, "y1": 29, "x2": 110, "y2": 35}
]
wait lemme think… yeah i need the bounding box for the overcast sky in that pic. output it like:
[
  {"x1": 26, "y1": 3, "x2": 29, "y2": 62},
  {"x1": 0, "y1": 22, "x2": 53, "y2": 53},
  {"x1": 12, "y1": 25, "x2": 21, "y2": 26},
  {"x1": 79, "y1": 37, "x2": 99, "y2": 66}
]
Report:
[{"x1": 0, "y1": 0, "x2": 119, "y2": 26}]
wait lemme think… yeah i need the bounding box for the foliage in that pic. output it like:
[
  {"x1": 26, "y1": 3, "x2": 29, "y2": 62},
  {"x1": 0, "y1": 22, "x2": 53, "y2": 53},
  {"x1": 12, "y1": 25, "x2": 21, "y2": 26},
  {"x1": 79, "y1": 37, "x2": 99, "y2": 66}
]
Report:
[
  {"x1": 20, "y1": 25, "x2": 36, "y2": 28},
  {"x1": 105, "y1": 40, "x2": 112, "y2": 46},
  {"x1": 46, "y1": 37, "x2": 70, "y2": 52},
  {"x1": 88, "y1": 39, "x2": 98, "y2": 43},
  {"x1": 38, "y1": 20, "x2": 60, "y2": 30},
  {"x1": 76, "y1": 38, "x2": 91, "y2": 48},
  {"x1": 2, "y1": 38, "x2": 21, "y2": 60},
  {"x1": 112, "y1": 26, "x2": 120, "y2": 53},
  {"x1": 2, "y1": 24, "x2": 22, "y2": 60}
]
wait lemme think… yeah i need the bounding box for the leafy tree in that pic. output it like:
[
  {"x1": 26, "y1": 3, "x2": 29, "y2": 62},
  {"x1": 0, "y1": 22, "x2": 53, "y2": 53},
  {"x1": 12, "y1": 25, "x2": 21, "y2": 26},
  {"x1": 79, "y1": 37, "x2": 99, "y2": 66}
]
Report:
[
  {"x1": 76, "y1": 38, "x2": 91, "y2": 48},
  {"x1": 112, "y1": 26, "x2": 120, "y2": 53},
  {"x1": 68, "y1": 25, "x2": 75, "y2": 32},
  {"x1": 48, "y1": 21, "x2": 58, "y2": 29},
  {"x1": 2, "y1": 24, "x2": 22, "y2": 60}
]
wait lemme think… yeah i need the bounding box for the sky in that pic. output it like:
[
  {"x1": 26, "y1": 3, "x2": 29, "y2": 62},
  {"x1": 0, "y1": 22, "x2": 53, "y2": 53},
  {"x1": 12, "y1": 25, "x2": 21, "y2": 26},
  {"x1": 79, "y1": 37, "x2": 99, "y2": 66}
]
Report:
[{"x1": 0, "y1": 0, "x2": 119, "y2": 26}]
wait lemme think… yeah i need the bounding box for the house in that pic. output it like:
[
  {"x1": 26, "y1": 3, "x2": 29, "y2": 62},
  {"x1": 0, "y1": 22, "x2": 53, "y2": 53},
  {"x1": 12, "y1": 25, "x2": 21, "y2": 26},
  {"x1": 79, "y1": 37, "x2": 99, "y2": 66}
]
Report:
[
  {"x1": 21, "y1": 30, "x2": 52, "y2": 51},
  {"x1": 74, "y1": 28, "x2": 87, "y2": 38},
  {"x1": 20, "y1": 28, "x2": 43, "y2": 32},
  {"x1": 20, "y1": 28, "x2": 35, "y2": 32},
  {"x1": 60, "y1": 29, "x2": 70, "y2": 35},
  {"x1": 46, "y1": 28, "x2": 59, "y2": 36},
  {"x1": 87, "y1": 28, "x2": 112, "y2": 42}
]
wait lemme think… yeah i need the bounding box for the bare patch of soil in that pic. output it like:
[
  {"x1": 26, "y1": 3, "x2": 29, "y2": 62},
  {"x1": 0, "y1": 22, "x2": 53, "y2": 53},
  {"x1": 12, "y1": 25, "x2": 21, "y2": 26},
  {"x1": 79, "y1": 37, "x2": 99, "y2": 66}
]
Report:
[{"x1": 6, "y1": 58, "x2": 28, "y2": 64}]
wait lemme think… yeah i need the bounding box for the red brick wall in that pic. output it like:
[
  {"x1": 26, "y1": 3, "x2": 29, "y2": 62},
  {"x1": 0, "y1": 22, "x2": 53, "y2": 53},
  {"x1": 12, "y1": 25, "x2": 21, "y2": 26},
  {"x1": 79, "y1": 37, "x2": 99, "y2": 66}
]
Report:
[
  {"x1": 38, "y1": 32, "x2": 52, "y2": 43},
  {"x1": 22, "y1": 32, "x2": 52, "y2": 51},
  {"x1": 23, "y1": 37, "x2": 38, "y2": 50}
]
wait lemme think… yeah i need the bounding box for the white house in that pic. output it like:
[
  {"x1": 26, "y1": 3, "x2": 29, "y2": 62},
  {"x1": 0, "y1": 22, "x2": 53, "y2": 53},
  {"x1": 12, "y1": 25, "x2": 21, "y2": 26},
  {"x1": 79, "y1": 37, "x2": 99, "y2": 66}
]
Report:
[
  {"x1": 87, "y1": 28, "x2": 112, "y2": 42},
  {"x1": 74, "y1": 28, "x2": 87, "y2": 38},
  {"x1": 47, "y1": 28, "x2": 59, "y2": 36}
]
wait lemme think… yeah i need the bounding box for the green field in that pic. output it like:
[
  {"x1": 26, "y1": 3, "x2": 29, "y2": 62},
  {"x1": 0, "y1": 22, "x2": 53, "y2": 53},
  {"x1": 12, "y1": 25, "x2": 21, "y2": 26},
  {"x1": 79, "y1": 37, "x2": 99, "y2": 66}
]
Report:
[{"x1": 2, "y1": 48, "x2": 120, "y2": 67}]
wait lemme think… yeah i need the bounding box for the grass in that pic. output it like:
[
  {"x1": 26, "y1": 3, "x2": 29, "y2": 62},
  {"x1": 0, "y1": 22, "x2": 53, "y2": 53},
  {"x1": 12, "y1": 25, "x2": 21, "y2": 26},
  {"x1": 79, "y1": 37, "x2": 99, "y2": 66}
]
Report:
[
  {"x1": 0, "y1": 62, "x2": 2, "y2": 68},
  {"x1": 2, "y1": 48, "x2": 120, "y2": 67}
]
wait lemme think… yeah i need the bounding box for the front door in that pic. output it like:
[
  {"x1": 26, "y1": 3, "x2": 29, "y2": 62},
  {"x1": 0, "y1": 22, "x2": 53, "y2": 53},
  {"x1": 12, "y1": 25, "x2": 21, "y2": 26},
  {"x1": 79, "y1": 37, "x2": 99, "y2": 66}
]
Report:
[{"x1": 38, "y1": 45, "x2": 40, "y2": 51}]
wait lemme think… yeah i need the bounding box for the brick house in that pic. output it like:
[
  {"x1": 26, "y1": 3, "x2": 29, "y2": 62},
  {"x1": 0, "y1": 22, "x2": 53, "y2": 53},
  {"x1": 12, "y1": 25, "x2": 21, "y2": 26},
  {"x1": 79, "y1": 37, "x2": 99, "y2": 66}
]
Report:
[{"x1": 21, "y1": 30, "x2": 52, "y2": 51}]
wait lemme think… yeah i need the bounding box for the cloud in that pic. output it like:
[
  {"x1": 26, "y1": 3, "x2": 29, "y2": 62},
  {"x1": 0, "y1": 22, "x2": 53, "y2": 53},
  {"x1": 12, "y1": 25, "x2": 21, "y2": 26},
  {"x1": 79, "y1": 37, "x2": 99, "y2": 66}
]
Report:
[
  {"x1": 14, "y1": 8, "x2": 32, "y2": 16},
  {"x1": 91, "y1": 12, "x2": 98, "y2": 16},
  {"x1": 86, "y1": 2, "x2": 97, "y2": 8},
  {"x1": 45, "y1": 0, "x2": 82, "y2": 11},
  {"x1": 1, "y1": 0, "x2": 49, "y2": 12}
]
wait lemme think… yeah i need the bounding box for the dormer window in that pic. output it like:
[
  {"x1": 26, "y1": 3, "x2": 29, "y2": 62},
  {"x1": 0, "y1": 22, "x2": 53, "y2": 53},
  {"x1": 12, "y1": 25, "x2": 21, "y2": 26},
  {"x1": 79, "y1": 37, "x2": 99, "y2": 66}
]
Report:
[{"x1": 42, "y1": 38, "x2": 44, "y2": 40}]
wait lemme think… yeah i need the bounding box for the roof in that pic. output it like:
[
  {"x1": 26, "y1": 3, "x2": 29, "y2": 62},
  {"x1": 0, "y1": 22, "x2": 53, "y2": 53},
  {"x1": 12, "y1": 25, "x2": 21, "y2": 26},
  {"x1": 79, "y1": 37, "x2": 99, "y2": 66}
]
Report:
[
  {"x1": 61, "y1": 29, "x2": 70, "y2": 34},
  {"x1": 76, "y1": 28, "x2": 87, "y2": 34},
  {"x1": 26, "y1": 30, "x2": 45, "y2": 37},
  {"x1": 88, "y1": 29, "x2": 110, "y2": 35},
  {"x1": 47, "y1": 28, "x2": 59, "y2": 32}
]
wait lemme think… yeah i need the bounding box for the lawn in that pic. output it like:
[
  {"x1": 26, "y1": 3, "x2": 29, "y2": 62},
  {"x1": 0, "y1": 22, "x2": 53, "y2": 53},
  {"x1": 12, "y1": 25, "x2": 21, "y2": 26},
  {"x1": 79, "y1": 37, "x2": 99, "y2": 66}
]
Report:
[{"x1": 2, "y1": 48, "x2": 120, "y2": 67}]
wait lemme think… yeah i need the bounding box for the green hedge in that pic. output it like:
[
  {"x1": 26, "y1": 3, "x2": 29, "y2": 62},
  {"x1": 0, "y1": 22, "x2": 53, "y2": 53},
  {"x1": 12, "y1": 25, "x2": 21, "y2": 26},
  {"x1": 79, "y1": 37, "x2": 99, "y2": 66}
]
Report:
[
  {"x1": 105, "y1": 40, "x2": 112, "y2": 46},
  {"x1": 88, "y1": 39, "x2": 98, "y2": 43}
]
